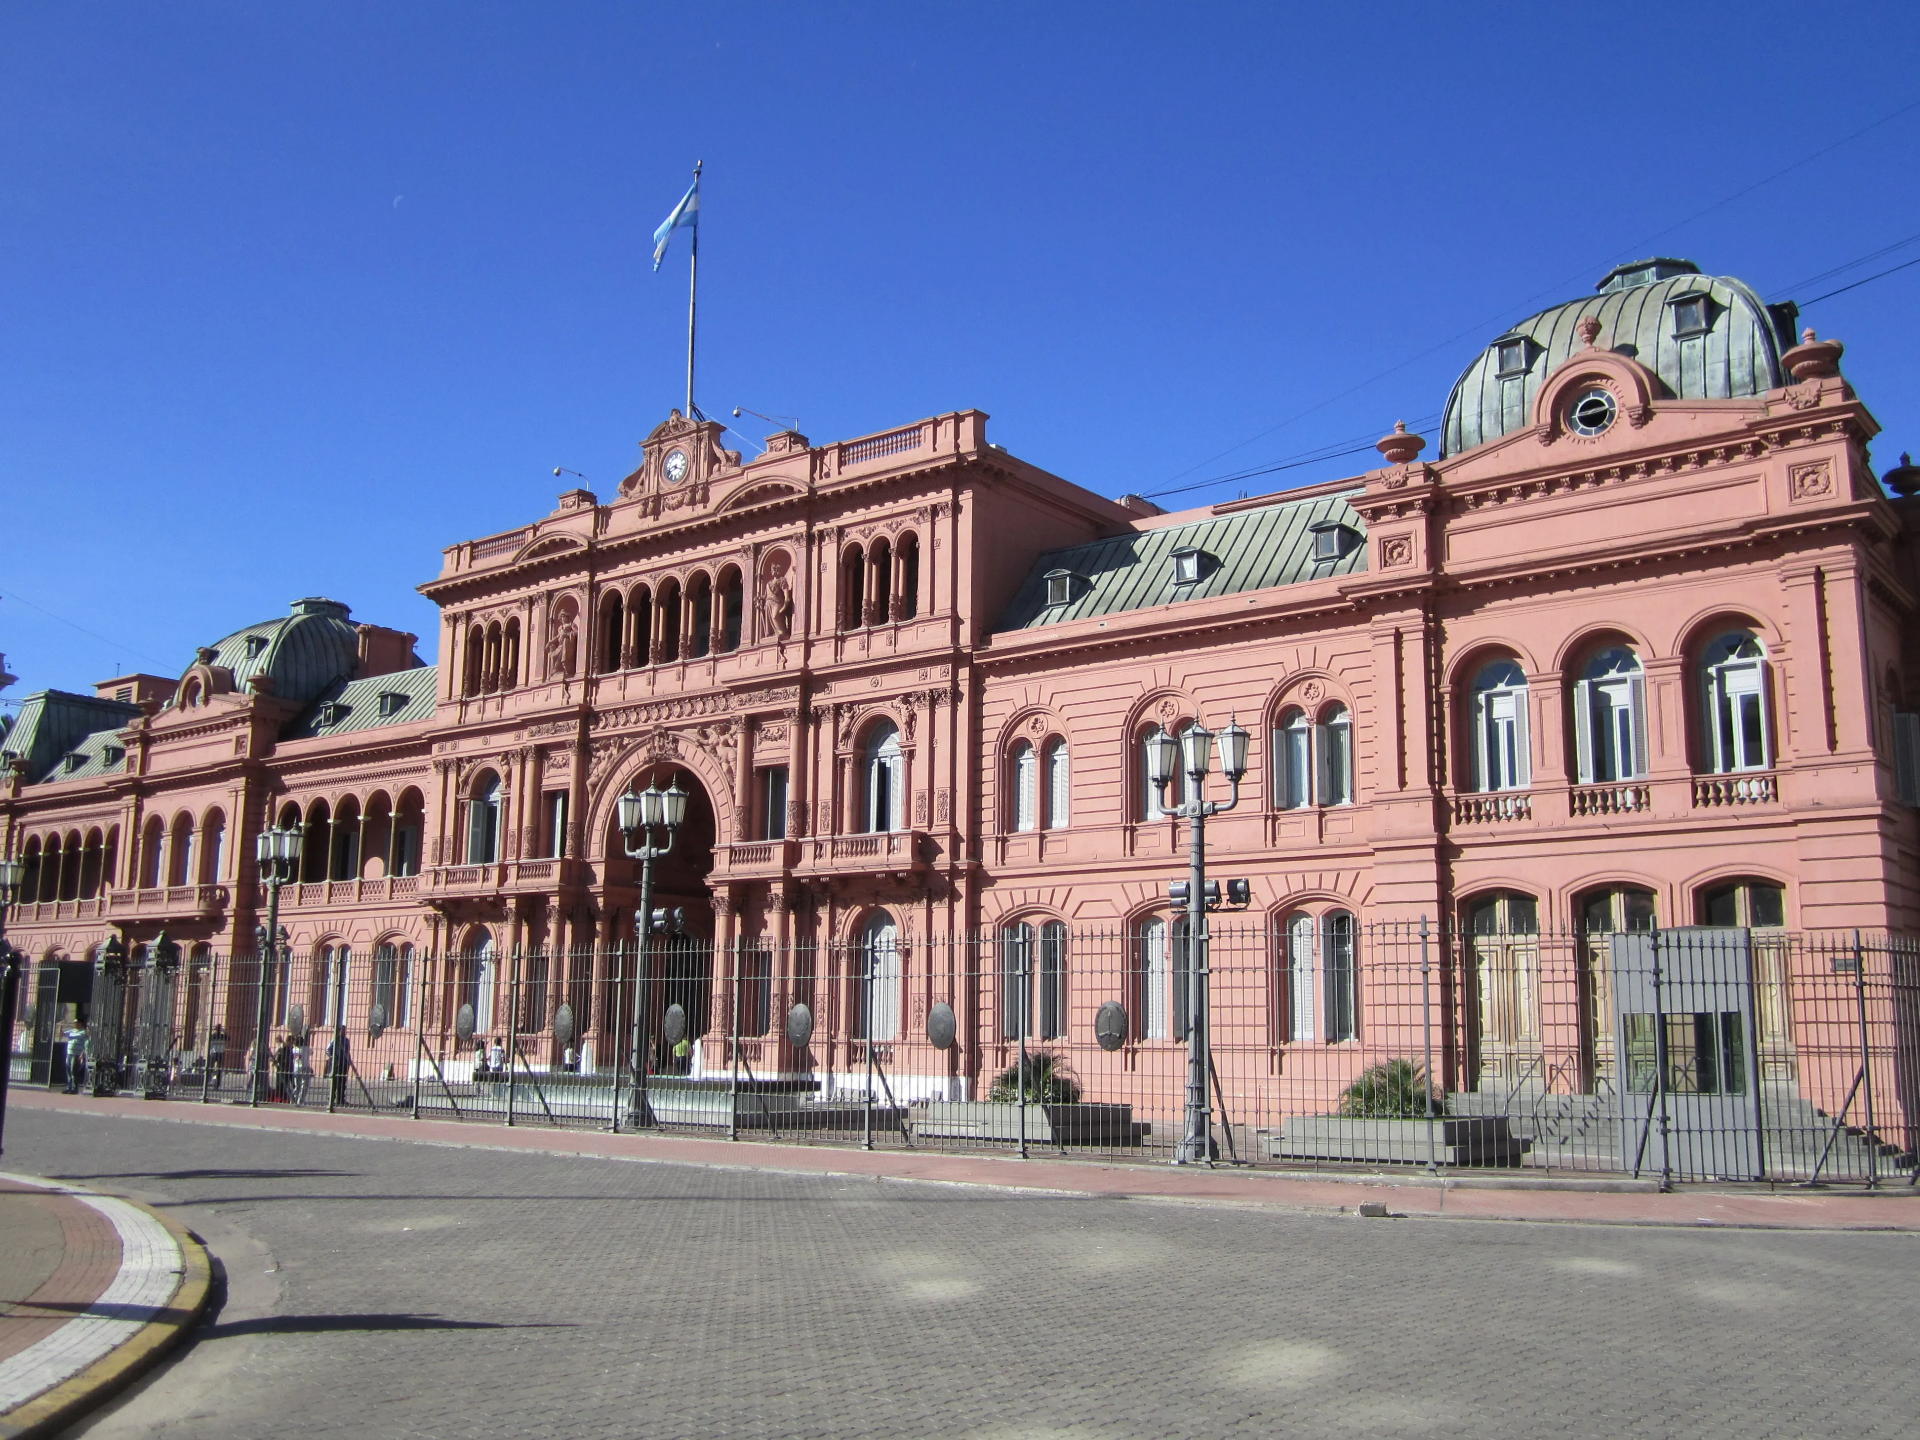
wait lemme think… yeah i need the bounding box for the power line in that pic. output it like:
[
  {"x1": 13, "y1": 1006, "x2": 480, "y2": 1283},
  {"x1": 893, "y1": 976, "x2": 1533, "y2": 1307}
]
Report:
[
  {"x1": 1777, "y1": 228, "x2": 1920, "y2": 296},
  {"x1": 1147, "y1": 95, "x2": 1920, "y2": 495},
  {"x1": 0, "y1": 591, "x2": 173, "y2": 673},
  {"x1": 1799, "y1": 253, "x2": 1920, "y2": 308},
  {"x1": 1141, "y1": 413, "x2": 1443, "y2": 501}
]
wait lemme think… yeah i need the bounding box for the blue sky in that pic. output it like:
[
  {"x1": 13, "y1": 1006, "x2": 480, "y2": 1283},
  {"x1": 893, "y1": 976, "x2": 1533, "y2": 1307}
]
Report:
[{"x1": 5, "y1": 3, "x2": 1919, "y2": 699}]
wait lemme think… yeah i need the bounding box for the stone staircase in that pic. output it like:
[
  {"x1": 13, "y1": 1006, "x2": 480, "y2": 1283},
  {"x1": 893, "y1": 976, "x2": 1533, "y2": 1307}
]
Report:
[{"x1": 1445, "y1": 1082, "x2": 1915, "y2": 1181}]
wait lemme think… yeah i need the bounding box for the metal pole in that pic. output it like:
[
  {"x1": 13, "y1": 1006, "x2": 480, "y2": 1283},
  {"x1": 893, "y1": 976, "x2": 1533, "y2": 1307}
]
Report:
[
  {"x1": 1651, "y1": 926, "x2": 1671, "y2": 1193},
  {"x1": 327, "y1": 948, "x2": 348, "y2": 1113},
  {"x1": 728, "y1": 938, "x2": 740, "y2": 1143},
  {"x1": 0, "y1": 907, "x2": 19, "y2": 1157},
  {"x1": 253, "y1": 885, "x2": 282, "y2": 1107},
  {"x1": 505, "y1": 947, "x2": 520, "y2": 1127},
  {"x1": 685, "y1": 160, "x2": 701, "y2": 417},
  {"x1": 863, "y1": 942, "x2": 874, "y2": 1153},
  {"x1": 1017, "y1": 930, "x2": 1029, "y2": 1161},
  {"x1": 1854, "y1": 930, "x2": 1878, "y2": 1188},
  {"x1": 1421, "y1": 918, "x2": 1438, "y2": 1175},
  {"x1": 199, "y1": 951, "x2": 218, "y2": 1104},
  {"x1": 630, "y1": 855, "x2": 657, "y2": 1128},
  {"x1": 1180, "y1": 789, "x2": 1210, "y2": 1165}
]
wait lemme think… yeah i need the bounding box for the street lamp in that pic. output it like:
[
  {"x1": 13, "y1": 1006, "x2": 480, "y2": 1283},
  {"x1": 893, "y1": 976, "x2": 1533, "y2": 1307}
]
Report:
[
  {"x1": 0, "y1": 854, "x2": 25, "y2": 1156},
  {"x1": 252, "y1": 822, "x2": 304, "y2": 1106},
  {"x1": 1147, "y1": 715, "x2": 1251, "y2": 1165},
  {"x1": 617, "y1": 777, "x2": 687, "y2": 1125}
]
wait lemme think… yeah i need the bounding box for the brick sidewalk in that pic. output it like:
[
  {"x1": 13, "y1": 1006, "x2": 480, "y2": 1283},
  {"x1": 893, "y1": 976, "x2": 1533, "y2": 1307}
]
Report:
[{"x1": 16, "y1": 1088, "x2": 1919, "y2": 1230}]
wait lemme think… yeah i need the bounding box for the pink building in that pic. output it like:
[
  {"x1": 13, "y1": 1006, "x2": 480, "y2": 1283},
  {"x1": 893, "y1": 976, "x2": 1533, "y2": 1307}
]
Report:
[{"x1": 5, "y1": 259, "x2": 1918, "y2": 1165}]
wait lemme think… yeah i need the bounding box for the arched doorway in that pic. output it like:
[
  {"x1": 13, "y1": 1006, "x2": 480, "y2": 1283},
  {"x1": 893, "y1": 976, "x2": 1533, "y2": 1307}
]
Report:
[{"x1": 601, "y1": 763, "x2": 720, "y2": 1076}]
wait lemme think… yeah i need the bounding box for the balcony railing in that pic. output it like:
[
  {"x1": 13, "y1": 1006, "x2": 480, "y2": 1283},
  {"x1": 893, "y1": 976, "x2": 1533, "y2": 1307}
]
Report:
[
  {"x1": 718, "y1": 839, "x2": 800, "y2": 876},
  {"x1": 1570, "y1": 782, "x2": 1651, "y2": 816},
  {"x1": 13, "y1": 884, "x2": 234, "y2": 925},
  {"x1": 423, "y1": 859, "x2": 594, "y2": 897},
  {"x1": 270, "y1": 876, "x2": 424, "y2": 906},
  {"x1": 1452, "y1": 792, "x2": 1532, "y2": 824},
  {"x1": 800, "y1": 830, "x2": 929, "y2": 876},
  {"x1": 1692, "y1": 772, "x2": 1778, "y2": 807}
]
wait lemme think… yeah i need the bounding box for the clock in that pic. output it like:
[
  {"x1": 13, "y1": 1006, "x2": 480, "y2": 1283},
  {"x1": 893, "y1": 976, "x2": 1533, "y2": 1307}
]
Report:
[{"x1": 663, "y1": 449, "x2": 690, "y2": 485}]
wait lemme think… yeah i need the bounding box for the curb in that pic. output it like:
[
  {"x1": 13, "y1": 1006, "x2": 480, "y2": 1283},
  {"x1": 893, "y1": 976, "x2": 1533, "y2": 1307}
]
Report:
[{"x1": 0, "y1": 1193, "x2": 215, "y2": 1440}]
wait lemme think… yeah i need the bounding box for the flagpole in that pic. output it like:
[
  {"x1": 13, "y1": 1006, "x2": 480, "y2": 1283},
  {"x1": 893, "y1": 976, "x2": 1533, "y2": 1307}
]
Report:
[{"x1": 686, "y1": 160, "x2": 701, "y2": 418}]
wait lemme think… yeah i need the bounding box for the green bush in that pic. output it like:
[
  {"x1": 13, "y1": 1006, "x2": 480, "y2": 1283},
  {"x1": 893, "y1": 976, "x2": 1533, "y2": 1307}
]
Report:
[
  {"x1": 1336, "y1": 1059, "x2": 1442, "y2": 1118},
  {"x1": 988, "y1": 1051, "x2": 1083, "y2": 1105}
]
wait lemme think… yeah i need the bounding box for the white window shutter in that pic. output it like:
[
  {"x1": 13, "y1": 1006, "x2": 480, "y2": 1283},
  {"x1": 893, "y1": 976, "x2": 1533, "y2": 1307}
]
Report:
[
  {"x1": 1013, "y1": 745, "x2": 1036, "y2": 831},
  {"x1": 1754, "y1": 661, "x2": 1773, "y2": 770},
  {"x1": 1314, "y1": 722, "x2": 1329, "y2": 805},
  {"x1": 1514, "y1": 690, "x2": 1532, "y2": 787},
  {"x1": 891, "y1": 752, "x2": 905, "y2": 832},
  {"x1": 1629, "y1": 674, "x2": 1649, "y2": 778},
  {"x1": 1470, "y1": 691, "x2": 1487, "y2": 792},
  {"x1": 1573, "y1": 680, "x2": 1595, "y2": 784},
  {"x1": 1048, "y1": 742, "x2": 1069, "y2": 828}
]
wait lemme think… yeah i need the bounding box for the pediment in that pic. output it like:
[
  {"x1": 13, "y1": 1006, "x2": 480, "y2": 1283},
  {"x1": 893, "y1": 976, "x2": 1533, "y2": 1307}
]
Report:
[
  {"x1": 516, "y1": 533, "x2": 587, "y2": 563},
  {"x1": 716, "y1": 479, "x2": 806, "y2": 513}
]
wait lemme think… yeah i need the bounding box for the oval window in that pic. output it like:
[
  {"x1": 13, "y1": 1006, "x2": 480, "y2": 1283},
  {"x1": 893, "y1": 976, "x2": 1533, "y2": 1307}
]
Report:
[{"x1": 1569, "y1": 388, "x2": 1617, "y2": 437}]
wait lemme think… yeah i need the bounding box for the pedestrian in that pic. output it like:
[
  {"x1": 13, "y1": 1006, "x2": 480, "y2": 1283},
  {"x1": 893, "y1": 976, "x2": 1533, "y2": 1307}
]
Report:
[
  {"x1": 273, "y1": 1032, "x2": 294, "y2": 1103},
  {"x1": 289, "y1": 1032, "x2": 312, "y2": 1104},
  {"x1": 488, "y1": 1034, "x2": 506, "y2": 1077},
  {"x1": 62, "y1": 1026, "x2": 88, "y2": 1093},
  {"x1": 326, "y1": 1028, "x2": 351, "y2": 1106},
  {"x1": 207, "y1": 1024, "x2": 227, "y2": 1091},
  {"x1": 563, "y1": 1044, "x2": 578, "y2": 1074},
  {"x1": 473, "y1": 1036, "x2": 491, "y2": 1080}
]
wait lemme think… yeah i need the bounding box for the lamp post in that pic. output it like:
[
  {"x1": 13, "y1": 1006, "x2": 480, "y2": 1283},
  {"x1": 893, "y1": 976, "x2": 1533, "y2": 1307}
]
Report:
[
  {"x1": 616, "y1": 778, "x2": 687, "y2": 1127},
  {"x1": 252, "y1": 823, "x2": 303, "y2": 1106},
  {"x1": 1145, "y1": 716, "x2": 1251, "y2": 1165},
  {"x1": 0, "y1": 853, "x2": 25, "y2": 1156}
]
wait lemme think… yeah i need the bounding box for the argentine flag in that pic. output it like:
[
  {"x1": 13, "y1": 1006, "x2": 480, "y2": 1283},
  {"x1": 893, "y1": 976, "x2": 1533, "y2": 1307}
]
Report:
[{"x1": 652, "y1": 174, "x2": 700, "y2": 271}]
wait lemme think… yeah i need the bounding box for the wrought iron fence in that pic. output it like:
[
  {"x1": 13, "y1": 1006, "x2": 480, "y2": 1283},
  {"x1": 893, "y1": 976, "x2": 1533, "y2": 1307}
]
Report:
[{"x1": 17, "y1": 923, "x2": 1918, "y2": 1185}]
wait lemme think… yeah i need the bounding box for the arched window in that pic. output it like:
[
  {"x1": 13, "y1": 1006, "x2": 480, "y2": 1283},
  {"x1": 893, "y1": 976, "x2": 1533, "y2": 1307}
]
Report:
[
  {"x1": 1011, "y1": 741, "x2": 1038, "y2": 832},
  {"x1": 1038, "y1": 920, "x2": 1066, "y2": 1039},
  {"x1": 858, "y1": 911, "x2": 901, "y2": 1042},
  {"x1": 20, "y1": 838, "x2": 41, "y2": 905},
  {"x1": 1701, "y1": 631, "x2": 1770, "y2": 773},
  {"x1": 318, "y1": 943, "x2": 350, "y2": 1027},
  {"x1": 997, "y1": 920, "x2": 1066, "y2": 1040},
  {"x1": 79, "y1": 829, "x2": 104, "y2": 899},
  {"x1": 1465, "y1": 891, "x2": 1539, "y2": 1075},
  {"x1": 1317, "y1": 704, "x2": 1353, "y2": 806},
  {"x1": 199, "y1": 810, "x2": 226, "y2": 884},
  {"x1": 686, "y1": 572, "x2": 712, "y2": 659},
  {"x1": 1470, "y1": 660, "x2": 1530, "y2": 792},
  {"x1": 863, "y1": 722, "x2": 904, "y2": 833},
  {"x1": 629, "y1": 585, "x2": 653, "y2": 667},
  {"x1": 869, "y1": 537, "x2": 892, "y2": 626},
  {"x1": 1283, "y1": 911, "x2": 1317, "y2": 1042},
  {"x1": 1280, "y1": 910, "x2": 1357, "y2": 1042},
  {"x1": 1135, "y1": 917, "x2": 1168, "y2": 1040},
  {"x1": 1323, "y1": 911, "x2": 1357, "y2": 1041},
  {"x1": 391, "y1": 789, "x2": 424, "y2": 877},
  {"x1": 501, "y1": 619, "x2": 520, "y2": 690},
  {"x1": 462, "y1": 928, "x2": 496, "y2": 1036},
  {"x1": 1139, "y1": 722, "x2": 1191, "y2": 819},
  {"x1": 896, "y1": 534, "x2": 920, "y2": 621},
  {"x1": 1575, "y1": 646, "x2": 1647, "y2": 783},
  {"x1": 483, "y1": 622, "x2": 502, "y2": 691},
  {"x1": 1273, "y1": 709, "x2": 1311, "y2": 809},
  {"x1": 716, "y1": 567, "x2": 744, "y2": 652},
  {"x1": 167, "y1": 813, "x2": 195, "y2": 888},
  {"x1": 463, "y1": 626, "x2": 485, "y2": 696},
  {"x1": 1579, "y1": 885, "x2": 1655, "y2": 934},
  {"x1": 371, "y1": 941, "x2": 411, "y2": 1029},
  {"x1": 1044, "y1": 738, "x2": 1069, "y2": 829},
  {"x1": 139, "y1": 817, "x2": 164, "y2": 889},
  {"x1": 600, "y1": 592, "x2": 624, "y2": 673},
  {"x1": 840, "y1": 545, "x2": 865, "y2": 631},
  {"x1": 999, "y1": 921, "x2": 1032, "y2": 1039},
  {"x1": 1698, "y1": 878, "x2": 1785, "y2": 928},
  {"x1": 329, "y1": 797, "x2": 361, "y2": 881},
  {"x1": 301, "y1": 801, "x2": 331, "y2": 883},
  {"x1": 468, "y1": 774, "x2": 501, "y2": 864},
  {"x1": 657, "y1": 578, "x2": 682, "y2": 661}
]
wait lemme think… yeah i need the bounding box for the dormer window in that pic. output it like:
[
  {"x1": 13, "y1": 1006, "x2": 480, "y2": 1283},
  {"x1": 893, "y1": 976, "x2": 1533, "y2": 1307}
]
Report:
[
  {"x1": 62, "y1": 752, "x2": 85, "y2": 774},
  {"x1": 1495, "y1": 337, "x2": 1534, "y2": 379},
  {"x1": 378, "y1": 691, "x2": 409, "y2": 718},
  {"x1": 1670, "y1": 293, "x2": 1711, "y2": 339},
  {"x1": 1171, "y1": 548, "x2": 1208, "y2": 585},
  {"x1": 1043, "y1": 569, "x2": 1077, "y2": 607},
  {"x1": 245, "y1": 636, "x2": 269, "y2": 658},
  {"x1": 103, "y1": 744, "x2": 125, "y2": 767},
  {"x1": 318, "y1": 702, "x2": 345, "y2": 727},
  {"x1": 1311, "y1": 522, "x2": 1357, "y2": 562}
]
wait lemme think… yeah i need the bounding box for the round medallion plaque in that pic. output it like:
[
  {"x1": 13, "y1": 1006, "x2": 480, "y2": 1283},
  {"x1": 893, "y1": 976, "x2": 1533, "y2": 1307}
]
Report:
[
  {"x1": 786, "y1": 1002, "x2": 814, "y2": 1050},
  {"x1": 1094, "y1": 1000, "x2": 1129, "y2": 1052},
  {"x1": 926, "y1": 1001, "x2": 957, "y2": 1051}
]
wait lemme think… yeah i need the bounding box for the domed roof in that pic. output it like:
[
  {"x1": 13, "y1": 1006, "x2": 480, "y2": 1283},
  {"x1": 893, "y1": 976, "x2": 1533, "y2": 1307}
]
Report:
[
  {"x1": 1440, "y1": 260, "x2": 1800, "y2": 458},
  {"x1": 184, "y1": 597, "x2": 361, "y2": 710}
]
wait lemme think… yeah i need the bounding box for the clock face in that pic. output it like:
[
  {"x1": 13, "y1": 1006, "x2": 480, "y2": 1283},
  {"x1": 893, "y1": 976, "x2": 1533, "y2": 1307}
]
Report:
[{"x1": 663, "y1": 449, "x2": 690, "y2": 485}]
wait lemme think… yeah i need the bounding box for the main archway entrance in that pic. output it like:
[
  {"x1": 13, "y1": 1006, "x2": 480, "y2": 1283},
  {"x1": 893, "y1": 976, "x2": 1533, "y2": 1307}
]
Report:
[{"x1": 602, "y1": 762, "x2": 719, "y2": 1076}]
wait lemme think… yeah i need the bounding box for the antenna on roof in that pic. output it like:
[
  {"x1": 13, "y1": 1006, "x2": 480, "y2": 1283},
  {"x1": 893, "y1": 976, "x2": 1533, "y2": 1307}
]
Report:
[{"x1": 732, "y1": 405, "x2": 800, "y2": 432}]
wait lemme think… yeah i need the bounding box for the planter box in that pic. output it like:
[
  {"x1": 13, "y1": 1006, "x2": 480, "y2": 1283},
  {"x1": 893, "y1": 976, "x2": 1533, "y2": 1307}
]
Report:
[
  {"x1": 1267, "y1": 1115, "x2": 1528, "y2": 1167},
  {"x1": 915, "y1": 1101, "x2": 1144, "y2": 1146}
]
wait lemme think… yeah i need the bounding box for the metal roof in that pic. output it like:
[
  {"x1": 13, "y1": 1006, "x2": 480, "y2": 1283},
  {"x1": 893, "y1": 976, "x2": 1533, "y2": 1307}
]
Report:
[
  {"x1": 184, "y1": 598, "x2": 365, "y2": 711},
  {"x1": 995, "y1": 491, "x2": 1368, "y2": 633},
  {"x1": 3, "y1": 691, "x2": 140, "y2": 785},
  {"x1": 282, "y1": 665, "x2": 439, "y2": 741},
  {"x1": 1441, "y1": 261, "x2": 1797, "y2": 458}
]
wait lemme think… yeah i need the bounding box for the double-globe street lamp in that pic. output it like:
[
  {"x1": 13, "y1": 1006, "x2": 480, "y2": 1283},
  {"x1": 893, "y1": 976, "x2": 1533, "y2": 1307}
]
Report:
[
  {"x1": 252, "y1": 822, "x2": 304, "y2": 1106},
  {"x1": 0, "y1": 854, "x2": 25, "y2": 1156},
  {"x1": 616, "y1": 778, "x2": 688, "y2": 1126},
  {"x1": 1144, "y1": 717, "x2": 1251, "y2": 1165}
]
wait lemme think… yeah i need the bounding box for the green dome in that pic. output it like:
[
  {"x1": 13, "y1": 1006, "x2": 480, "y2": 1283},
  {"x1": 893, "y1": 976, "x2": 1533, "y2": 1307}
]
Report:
[
  {"x1": 185, "y1": 597, "x2": 360, "y2": 709},
  {"x1": 1441, "y1": 260, "x2": 1800, "y2": 458}
]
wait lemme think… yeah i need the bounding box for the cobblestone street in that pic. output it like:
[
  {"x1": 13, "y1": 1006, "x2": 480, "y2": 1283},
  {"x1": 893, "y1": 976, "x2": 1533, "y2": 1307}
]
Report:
[{"x1": 10, "y1": 1107, "x2": 1917, "y2": 1439}]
